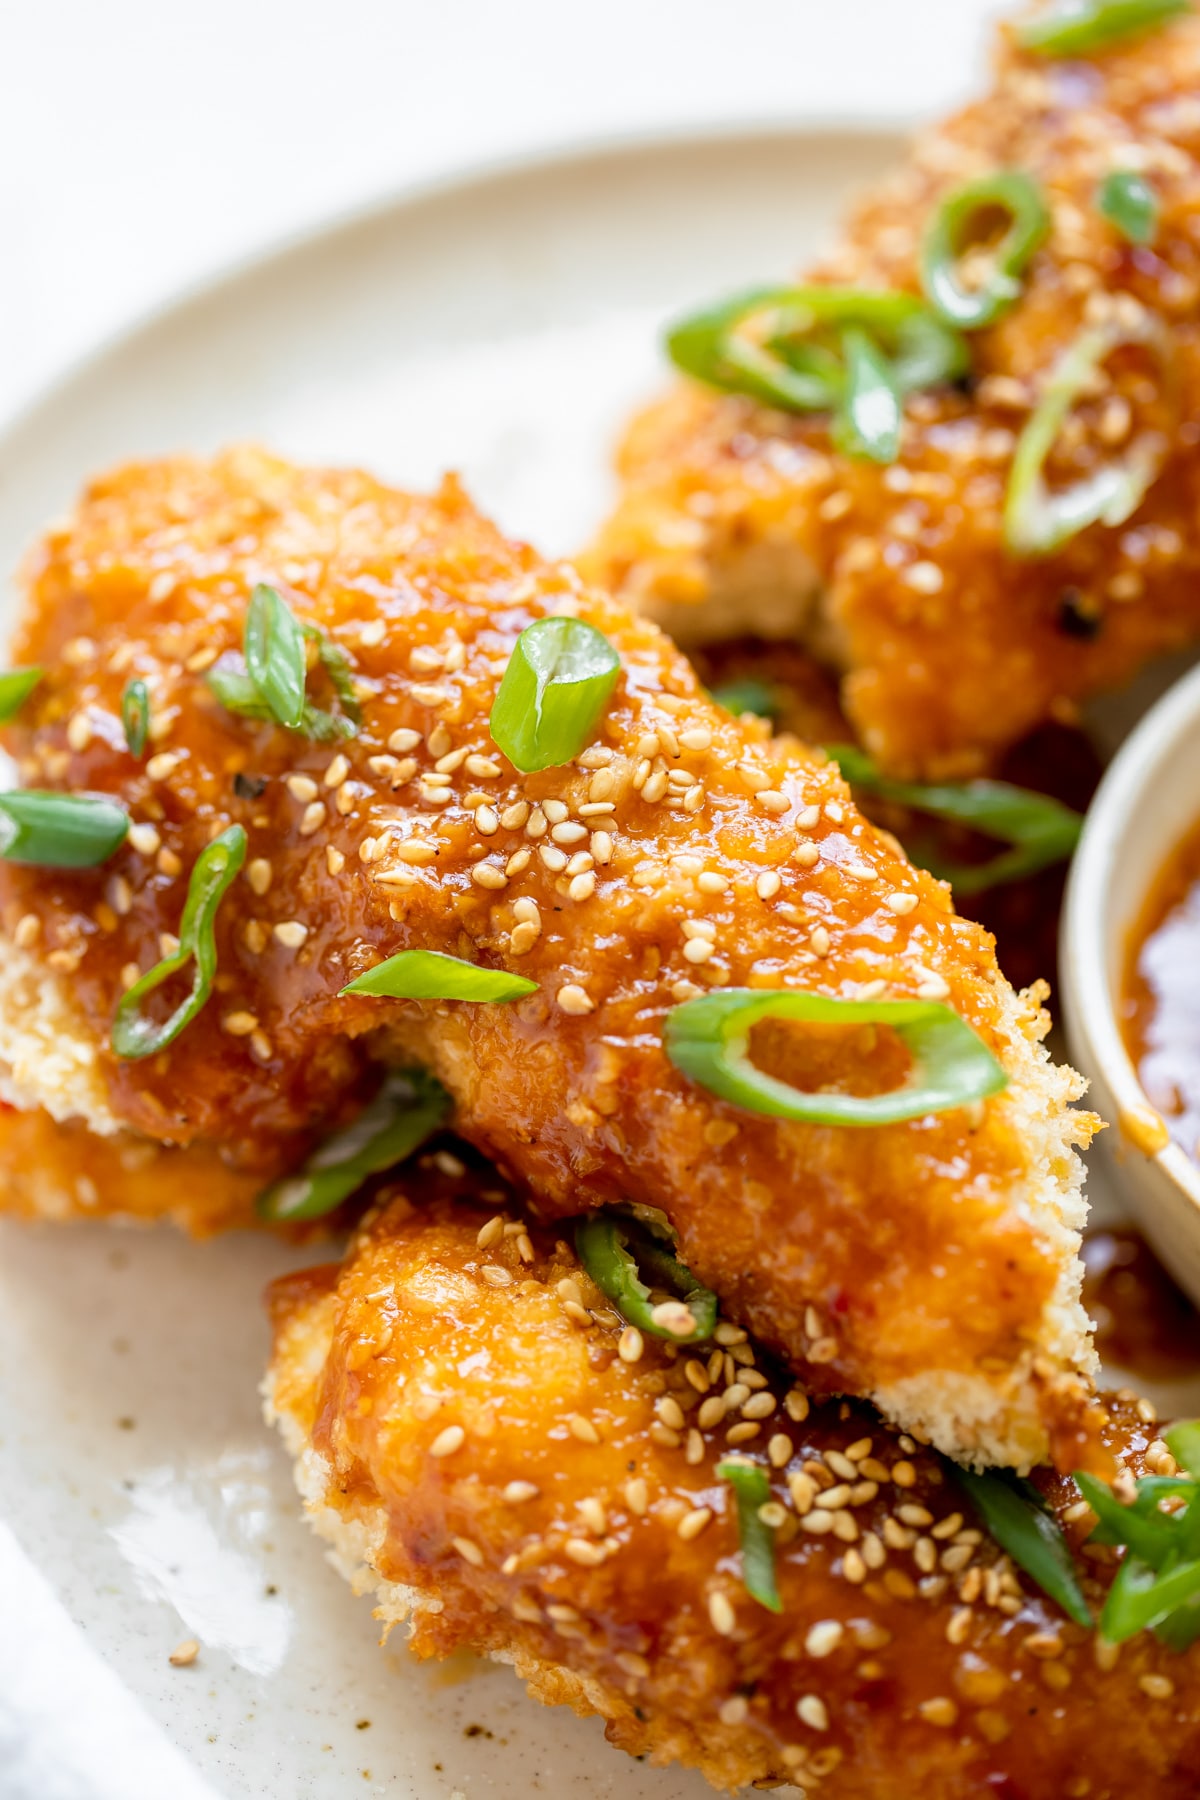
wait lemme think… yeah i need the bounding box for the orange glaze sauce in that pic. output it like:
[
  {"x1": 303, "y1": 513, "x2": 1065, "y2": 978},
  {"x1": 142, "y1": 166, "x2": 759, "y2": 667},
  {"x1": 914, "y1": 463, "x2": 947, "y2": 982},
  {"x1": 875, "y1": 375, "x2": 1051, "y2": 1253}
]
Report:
[
  {"x1": 1082, "y1": 1226, "x2": 1200, "y2": 1384},
  {"x1": 1121, "y1": 816, "x2": 1200, "y2": 1163}
]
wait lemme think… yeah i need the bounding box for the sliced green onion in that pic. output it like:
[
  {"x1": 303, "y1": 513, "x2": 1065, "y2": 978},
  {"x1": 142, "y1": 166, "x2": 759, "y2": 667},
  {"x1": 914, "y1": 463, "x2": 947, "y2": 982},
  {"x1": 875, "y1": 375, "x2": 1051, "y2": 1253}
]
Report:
[
  {"x1": 0, "y1": 668, "x2": 42, "y2": 722},
  {"x1": 826, "y1": 743, "x2": 1083, "y2": 894},
  {"x1": 1075, "y1": 1471, "x2": 1198, "y2": 1565},
  {"x1": 833, "y1": 326, "x2": 903, "y2": 464},
  {"x1": 489, "y1": 618, "x2": 620, "y2": 773},
  {"x1": 1167, "y1": 1421, "x2": 1200, "y2": 1479},
  {"x1": 0, "y1": 791, "x2": 129, "y2": 868},
  {"x1": 708, "y1": 677, "x2": 778, "y2": 723},
  {"x1": 921, "y1": 172, "x2": 1050, "y2": 332},
  {"x1": 342, "y1": 948, "x2": 539, "y2": 1004},
  {"x1": 958, "y1": 1470, "x2": 1093, "y2": 1628},
  {"x1": 1098, "y1": 169, "x2": 1159, "y2": 244},
  {"x1": 664, "y1": 989, "x2": 1007, "y2": 1128},
  {"x1": 666, "y1": 286, "x2": 968, "y2": 426},
  {"x1": 256, "y1": 1069, "x2": 451, "y2": 1223},
  {"x1": 246, "y1": 582, "x2": 307, "y2": 730},
  {"x1": 1101, "y1": 1551, "x2": 1200, "y2": 1643},
  {"x1": 575, "y1": 1212, "x2": 717, "y2": 1343},
  {"x1": 121, "y1": 679, "x2": 150, "y2": 758},
  {"x1": 1018, "y1": 0, "x2": 1187, "y2": 57},
  {"x1": 111, "y1": 824, "x2": 246, "y2": 1059},
  {"x1": 1005, "y1": 316, "x2": 1170, "y2": 557},
  {"x1": 717, "y1": 1461, "x2": 782, "y2": 1613},
  {"x1": 210, "y1": 585, "x2": 360, "y2": 741}
]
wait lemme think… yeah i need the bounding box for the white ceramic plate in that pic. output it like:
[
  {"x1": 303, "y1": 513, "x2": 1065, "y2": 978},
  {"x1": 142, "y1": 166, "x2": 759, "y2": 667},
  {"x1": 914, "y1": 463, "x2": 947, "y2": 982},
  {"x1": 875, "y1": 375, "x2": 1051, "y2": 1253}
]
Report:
[{"x1": 0, "y1": 124, "x2": 1195, "y2": 1800}]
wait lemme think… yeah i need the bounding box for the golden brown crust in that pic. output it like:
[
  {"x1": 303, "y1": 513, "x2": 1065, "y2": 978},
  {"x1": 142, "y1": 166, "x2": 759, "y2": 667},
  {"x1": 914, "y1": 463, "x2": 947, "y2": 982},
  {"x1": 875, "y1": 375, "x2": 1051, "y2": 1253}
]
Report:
[
  {"x1": 0, "y1": 448, "x2": 1095, "y2": 1462},
  {"x1": 586, "y1": 6, "x2": 1200, "y2": 777},
  {"x1": 265, "y1": 1188, "x2": 1200, "y2": 1799}
]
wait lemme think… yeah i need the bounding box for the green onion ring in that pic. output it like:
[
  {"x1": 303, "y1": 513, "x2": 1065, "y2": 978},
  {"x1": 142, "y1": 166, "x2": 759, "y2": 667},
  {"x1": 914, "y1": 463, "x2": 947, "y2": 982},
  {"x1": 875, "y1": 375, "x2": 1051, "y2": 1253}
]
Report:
[
  {"x1": 1075, "y1": 1422, "x2": 1200, "y2": 1646},
  {"x1": 1004, "y1": 315, "x2": 1172, "y2": 557},
  {"x1": 121, "y1": 679, "x2": 151, "y2": 758},
  {"x1": 575, "y1": 1212, "x2": 717, "y2": 1343},
  {"x1": 1101, "y1": 1551, "x2": 1200, "y2": 1644},
  {"x1": 1018, "y1": 0, "x2": 1187, "y2": 58},
  {"x1": 246, "y1": 582, "x2": 308, "y2": 730},
  {"x1": 666, "y1": 286, "x2": 968, "y2": 427},
  {"x1": 0, "y1": 668, "x2": 42, "y2": 722},
  {"x1": 664, "y1": 989, "x2": 1007, "y2": 1128},
  {"x1": 1167, "y1": 1421, "x2": 1200, "y2": 1479},
  {"x1": 717, "y1": 1460, "x2": 782, "y2": 1613},
  {"x1": 921, "y1": 171, "x2": 1050, "y2": 332},
  {"x1": 256, "y1": 1069, "x2": 451, "y2": 1223},
  {"x1": 111, "y1": 824, "x2": 246, "y2": 1058},
  {"x1": 959, "y1": 1470, "x2": 1093, "y2": 1629},
  {"x1": 1097, "y1": 168, "x2": 1159, "y2": 245},
  {"x1": 0, "y1": 790, "x2": 129, "y2": 868},
  {"x1": 833, "y1": 326, "x2": 904, "y2": 464},
  {"x1": 826, "y1": 743, "x2": 1083, "y2": 895},
  {"x1": 489, "y1": 617, "x2": 621, "y2": 774},
  {"x1": 342, "y1": 947, "x2": 539, "y2": 1003}
]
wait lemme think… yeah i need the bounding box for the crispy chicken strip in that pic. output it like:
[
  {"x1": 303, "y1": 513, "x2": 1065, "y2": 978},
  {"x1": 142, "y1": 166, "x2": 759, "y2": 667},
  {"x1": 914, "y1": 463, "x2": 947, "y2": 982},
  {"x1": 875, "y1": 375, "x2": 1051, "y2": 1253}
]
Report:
[
  {"x1": 585, "y1": 4, "x2": 1200, "y2": 777},
  {"x1": 265, "y1": 1183, "x2": 1200, "y2": 1800},
  {"x1": 0, "y1": 448, "x2": 1096, "y2": 1466}
]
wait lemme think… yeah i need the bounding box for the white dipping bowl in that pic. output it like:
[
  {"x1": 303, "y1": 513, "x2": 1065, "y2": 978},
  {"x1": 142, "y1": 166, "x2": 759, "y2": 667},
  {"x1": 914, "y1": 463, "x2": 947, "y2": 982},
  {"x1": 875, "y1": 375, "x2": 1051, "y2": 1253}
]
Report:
[{"x1": 1061, "y1": 659, "x2": 1200, "y2": 1309}]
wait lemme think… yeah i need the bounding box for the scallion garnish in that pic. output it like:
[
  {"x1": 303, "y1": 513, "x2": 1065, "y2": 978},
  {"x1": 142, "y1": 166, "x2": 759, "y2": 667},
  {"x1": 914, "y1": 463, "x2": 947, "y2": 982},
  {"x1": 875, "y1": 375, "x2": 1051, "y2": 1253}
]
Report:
[
  {"x1": 489, "y1": 618, "x2": 620, "y2": 773},
  {"x1": 708, "y1": 677, "x2": 778, "y2": 723},
  {"x1": 209, "y1": 584, "x2": 361, "y2": 741},
  {"x1": 958, "y1": 1469, "x2": 1093, "y2": 1629},
  {"x1": 666, "y1": 286, "x2": 968, "y2": 447},
  {"x1": 826, "y1": 744, "x2": 1082, "y2": 894},
  {"x1": 342, "y1": 947, "x2": 539, "y2": 1003},
  {"x1": 664, "y1": 988, "x2": 1007, "y2": 1127},
  {"x1": 1004, "y1": 316, "x2": 1170, "y2": 557},
  {"x1": 121, "y1": 679, "x2": 150, "y2": 758},
  {"x1": 1098, "y1": 168, "x2": 1159, "y2": 244},
  {"x1": 256, "y1": 1069, "x2": 451, "y2": 1223},
  {"x1": 0, "y1": 668, "x2": 42, "y2": 722},
  {"x1": 1075, "y1": 1419, "x2": 1200, "y2": 1648},
  {"x1": 0, "y1": 790, "x2": 129, "y2": 868},
  {"x1": 111, "y1": 824, "x2": 246, "y2": 1059},
  {"x1": 575, "y1": 1212, "x2": 717, "y2": 1343},
  {"x1": 921, "y1": 172, "x2": 1049, "y2": 332},
  {"x1": 717, "y1": 1461, "x2": 782, "y2": 1613},
  {"x1": 834, "y1": 326, "x2": 903, "y2": 464},
  {"x1": 1017, "y1": 0, "x2": 1187, "y2": 57}
]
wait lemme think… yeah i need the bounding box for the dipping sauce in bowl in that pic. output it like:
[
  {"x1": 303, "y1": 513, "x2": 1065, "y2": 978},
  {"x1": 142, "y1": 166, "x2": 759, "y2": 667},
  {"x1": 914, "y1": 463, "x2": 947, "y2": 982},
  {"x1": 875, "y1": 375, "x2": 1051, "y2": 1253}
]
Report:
[{"x1": 1122, "y1": 816, "x2": 1200, "y2": 1161}]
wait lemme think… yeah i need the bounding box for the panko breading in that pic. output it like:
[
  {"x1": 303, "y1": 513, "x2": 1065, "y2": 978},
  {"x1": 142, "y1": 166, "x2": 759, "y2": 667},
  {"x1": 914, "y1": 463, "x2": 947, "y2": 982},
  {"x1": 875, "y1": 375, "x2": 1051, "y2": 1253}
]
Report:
[
  {"x1": 586, "y1": 5, "x2": 1200, "y2": 778},
  {"x1": 265, "y1": 1187, "x2": 1200, "y2": 1800},
  {"x1": 0, "y1": 448, "x2": 1097, "y2": 1467}
]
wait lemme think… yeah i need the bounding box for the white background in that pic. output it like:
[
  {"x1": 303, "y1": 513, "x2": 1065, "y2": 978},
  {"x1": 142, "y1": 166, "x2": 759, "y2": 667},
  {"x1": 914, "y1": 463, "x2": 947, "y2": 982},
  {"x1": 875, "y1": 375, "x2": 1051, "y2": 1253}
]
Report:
[{"x1": 0, "y1": 0, "x2": 1004, "y2": 428}]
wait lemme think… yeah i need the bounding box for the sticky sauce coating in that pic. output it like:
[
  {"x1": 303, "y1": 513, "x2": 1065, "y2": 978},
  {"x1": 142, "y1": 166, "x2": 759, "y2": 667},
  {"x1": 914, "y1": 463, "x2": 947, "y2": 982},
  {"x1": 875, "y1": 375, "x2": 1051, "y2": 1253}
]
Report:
[{"x1": 1122, "y1": 814, "x2": 1200, "y2": 1161}]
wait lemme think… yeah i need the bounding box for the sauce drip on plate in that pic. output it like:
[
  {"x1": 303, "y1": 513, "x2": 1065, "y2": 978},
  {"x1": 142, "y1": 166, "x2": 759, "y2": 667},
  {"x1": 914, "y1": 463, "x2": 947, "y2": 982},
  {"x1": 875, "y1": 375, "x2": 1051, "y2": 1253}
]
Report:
[
  {"x1": 1082, "y1": 1226, "x2": 1200, "y2": 1383},
  {"x1": 1121, "y1": 816, "x2": 1200, "y2": 1161}
]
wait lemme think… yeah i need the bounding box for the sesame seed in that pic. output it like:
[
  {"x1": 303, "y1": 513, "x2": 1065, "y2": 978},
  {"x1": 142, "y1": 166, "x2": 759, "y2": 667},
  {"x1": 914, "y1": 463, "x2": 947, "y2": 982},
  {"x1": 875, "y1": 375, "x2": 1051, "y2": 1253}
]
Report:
[
  {"x1": 145, "y1": 751, "x2": 183, "y2": 782},
  {"x1": 756, "y1": 790, "x2": 789, "y2": 814},
  {"x1": 725, "y1": 1422, "x2": 761, "y2": 1446},
  {"x1": 708, "y1": 1592, "x2": 736, "y2": 1637},
  {"x1": 796, "y1": 1695, "x2": 829, "y2": 1731},
  {"x1": 411, "y1": 683, "x2": 450, "y2": 708},
  {"x1": 326, "y1": 846, "x2": 345, "y2": 875},
  {"x1": 286, "y1": 774, "x2": 319, "y2": 803},
  {"x1": 741, "y1": 1392, "x2": 777, "y2": 1421},
  {"x1": 718, "y1": 1696, "x2": 748, "y2": 1726},
  {"x1": 783, "y1": 1389, "x2": 810, "y2": 1423},
  {"x1": 13, "y1": 913, "x2": 40, "y2": 950},
  {"x1": 1140, "y1": 1674, "x2": 1175, "y2": 1700},
  {"x1": 678, "y1": 1507, "x2": 713, "y2": 1542},
  {"x1": 557, "y1": 983, "x2": 594, "y2": 1016},
  {"x1": 429, "y1": 1425, "x2": 465, "y2": 1458},
  {"x1": 919, "y1": 1699, "x2": 958, "y2": 1728},
  {"x1": 805, "y1": 1621, "x2": 844, "y2": 1659},
  {"x1": 618, "y1": 1327, "x2": 644, "y2": 1363},
  {"x1": 168, "y1": 1638, "x2": 200, "y2": 1668},
  {"x1": 809, "y1": 926, "x2": 831, "y2": 958},
  {"x1": 128, "y1": 822, "x2": 161, "y2": 857},
  {"x1": 568, "y1": 1414, "x2": 601, "y2": 1444},
  {"x1": 564, "y1": 1538, "x2": 608, "y2": 1567},
  {"x1": 898, "y1": 1504, "x2": 934, "y2": 1528},
  {"x1": 388, "y1": 727, "x2": 421, "y2": 753},
  {"x1": 656, "y1": 1396, "x2": 686, "y2": 1432},
  {"x1": 568, "y1": 871, "x2": 596, "y2": 902},
  {"x1": 842, "y1": 1548, "x2": 867, "y2": 1584},
  {"x1": 222, "y1": 1011, "x2": 259, "y2": 1037},
  {"x1": 801, "y1": 1510, "x2": 834, "y2": 1535},
  {"x1": 299, "y1": 801, "x2": 326, "y2": 836},
  {"x1": 471, "y1": 862, "x2": 508, "y2": 890},
  {"x1": 624, "y1": 1477, "x2": 648, "y2": 1516},
  {"x1": 579, "y1": 1497, "x2": 608, "y2": 1536},
  {"x1": 481, "y1": 1264, "x2": 513, "y2": 1286},
  {"x1": 453, "y1": 1536, "x2": 484, "y2": 1567},
  {"x1": 274, "y1": 921, "x2": 308, "y2": 949},
  {"x1": 504, "y1": 1481, "x2": 538, "y2": 1503}
]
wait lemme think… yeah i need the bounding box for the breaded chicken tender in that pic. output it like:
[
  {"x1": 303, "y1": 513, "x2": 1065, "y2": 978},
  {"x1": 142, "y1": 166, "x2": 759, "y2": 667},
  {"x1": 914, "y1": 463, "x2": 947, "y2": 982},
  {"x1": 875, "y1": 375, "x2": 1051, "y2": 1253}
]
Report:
[
  {"x1": 0, "y1": 448, "x2": 1096, "y2": 1466},
  {"x1": 587, "y1": 4, "x2": 1200, "y2": 777},
  {"x1": 265, "y1": 1186, "x2": 1200, "y2": 1799}
]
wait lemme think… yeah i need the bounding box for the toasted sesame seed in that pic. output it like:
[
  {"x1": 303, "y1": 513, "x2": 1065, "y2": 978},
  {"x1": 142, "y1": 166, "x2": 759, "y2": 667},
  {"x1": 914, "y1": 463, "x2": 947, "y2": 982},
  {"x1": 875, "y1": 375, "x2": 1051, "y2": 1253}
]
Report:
[
  {"x1": 539, "y1": 845, "x2": 569, "y2": 873},
  {"x1": 168, "y1": 1638, "x2": 200, "y2": 1668},
  {"x1": 579, "y1": 1497, "x2": 608, "y2": 1536},
  {"x1": 145, "y1": 750, "x2": 183, "y2": 782},
  {"x1": 388, "y1": 727, "x2": 421, "y2": 753},
  {"x1": 481, "y1": 1264, "x2": 513, "y2": 1287},
  {"x1": 783, "y1": 1389, "x2": 810, "y2": 1423},
  {"x1": 708, "y1": 1592, "x2": 736, "y2": 1637},
  {"x1": 557, "y1": 983, "x2": 594, "y2": 1016},
  {"x1": 725, "y1": 1422, "x2": 761, "y2": 1446},
  {"x1": 222, "y1": 1011, "x2": 259, "y2": 1037},
  {"x1": 801, "y1": 1510, "x2": 834, "y2": 1535},
  {"x1": 741, "y1": 1392, "x2": 777, "y2": 1421},
  {"x1": 453, "y1": 1536, "x2": 484, "y2": 1566},
  {"x1": 718, "y1": 1696, "x2": 748, "y2": 1726},
  {"x1": 285, "y1": 774, "x2": 318, "y2": 804},
  {"x1": 618, "y1": 1327, "x2": 644, "y2": 1363},
  {"x1": 473, "y1": 804, "x2": 499, "y2": 836},
  {"x1": 656, "y1": 1396, "x2": 686, "y2": 1432},
  {"x1": 624, "y1": 1477, "x2": 648, "y2": 1516},
  {"x1": 504, "y1": 1481, "x2": 538, "y2": 1503},
  {"x1": 471, "y1": 862, "x2": 508, "y2": 890},
  {"x1": 678, "y1": 1507, "x2": 713, "y2": 1542},
  {"x1": 13, "y1": 913, "x2": 40, "y2": 950},
  {"x1": 128, "y1": 822, "x2": 161, "y2": 857},
  {"x1": 429, "y1": 1425, "x2": 465, "y2": 1458},
  {"x1": 563, "y1": 1538, "x2": 608, "y2": 1567},
  {"x1": 568, "y1": 1414, "x2": 601, "y2": 1444},
  {"x1": 842, "y1": 1548, "x2": 867, "y2": 1584},
  {"x1": 796, "y1": 1695, "x2": 829, "y2": 1731},
  {"x1": 756, "y1": 789, "x2": 789, "y2": 814},
  {"x1": 273, "y1": 920, "x2": 308, "y2": 949},
  {"x1": 919, "y1": 1698, "x2": 958, "y2": 1728},
  {"x1": 299, "y1": 801, "x2": 326, "y2": 836},
  {"x1": 805, "y1": 1621, "x2": 844, "y2": 1659},
  {"x1": 1140, "y1": 1673, "x2": 1175, "y2": 1699}
]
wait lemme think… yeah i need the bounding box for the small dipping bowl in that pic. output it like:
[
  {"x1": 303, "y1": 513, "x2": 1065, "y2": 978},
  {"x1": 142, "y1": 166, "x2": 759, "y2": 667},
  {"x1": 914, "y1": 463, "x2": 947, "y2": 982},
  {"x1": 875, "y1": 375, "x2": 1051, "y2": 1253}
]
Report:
[{"x1": 1061, "y1": 659, "x2": 1200, "y2": 1310}]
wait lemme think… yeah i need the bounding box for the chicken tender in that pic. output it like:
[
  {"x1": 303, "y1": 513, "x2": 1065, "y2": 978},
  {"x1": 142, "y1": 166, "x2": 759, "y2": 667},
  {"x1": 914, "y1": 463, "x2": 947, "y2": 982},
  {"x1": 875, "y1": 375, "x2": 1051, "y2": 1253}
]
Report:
[
  {"x1": 0, "y1": 448, "x2": 1095, "y2": 1466},
  {"x1": 586, "y1": 4, "x2": 1200, "y2": 777},
  {"x1": 265, "y1": 1187, "x2": 1200, "y2": 1800}
]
